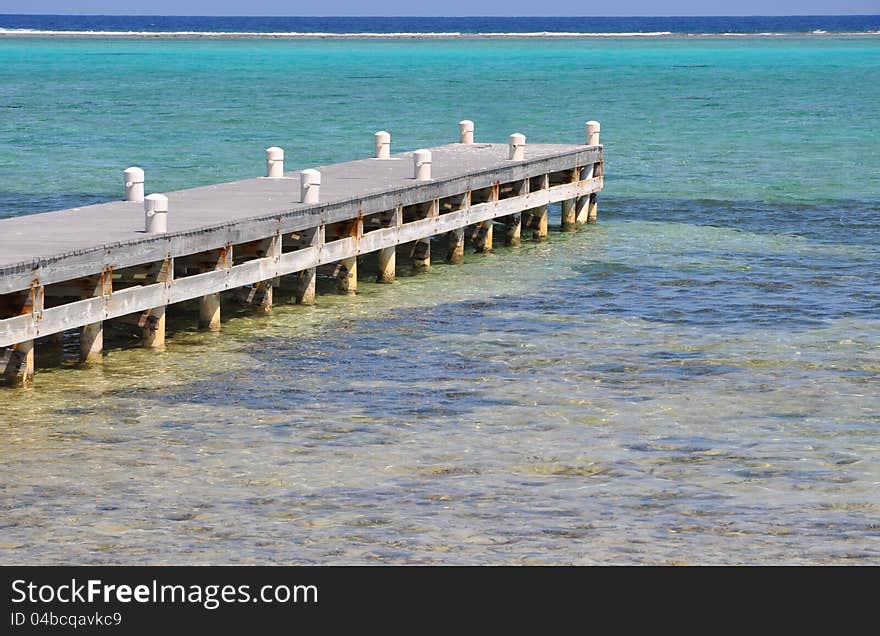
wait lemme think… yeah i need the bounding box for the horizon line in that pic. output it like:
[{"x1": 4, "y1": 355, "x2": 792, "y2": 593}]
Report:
[{"x1": 1, "y1": 13, "x2": 879, "y2": 18}]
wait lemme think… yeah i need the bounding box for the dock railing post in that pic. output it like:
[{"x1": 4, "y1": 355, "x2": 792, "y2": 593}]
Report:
[
  {"x1": 459, "y1": 120, "x2": 474, "y2": 144},
  {"x1": 374, "y1": 131, "x2": 391, "y2": 159},
  {"x1": 413, "y1": 149, "x2": 431, "y2": 180},
  {"x1": 508, "y1": 133, "x2": 525, "y2": 161},
  {"x1": 586, "y1": 120, "x2": 601, "y2": 147},
  {"x1": 301, "y1": 169, "x2": 321, "y2": 204},
  {"x1": 266, "y1": 147, "x2": 284, "y2": 178},
  {"x1": 124, "y1": 167, "x2": 145, "y2": 202},
  {"x1": 144, "y1": 193, "x2": 168, "y2": 234}
]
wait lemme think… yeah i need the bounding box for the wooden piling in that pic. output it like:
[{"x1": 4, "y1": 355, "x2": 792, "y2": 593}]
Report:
[
  {"x1": 524, "y1": 174, "x2": 550, "y2": 240},
  {"x1": 374, "y1": 206, "x2": 401, "y2": 283},
  {"x1": 411, "y1": 199, "x2": 437, "y2": 273},
  {"x1": 504, "y1": 213, "x2": 522, "y2": 246},
  {"x1": 2, "y1": 288, "x2": 37, "y2": 385},
  {"x1": 447, "y1": 228, "x2": 465, "y2": 264},
  {"x1": 294, "y1": 268, "x2": 316, "y2": 304},
  {"x1": 80, "y1": 323, "x2": 102, "y2": 363},
  {"x1": 254, "y1": 235, "x2": 280, "y2": 312},
  {"x1": 535, "y1": 205, "x2": 549, "y2": 239},
  {"x1": 560, "y1": 199, "x2": 576, "y2": 231},
  {"x1": 584, "y1": 121, "x2": 601, "y2": 224},
  {"x1": 251, "y1": 282, "x2": 273, "y2": 313},
  {"x1": 472, "y1": 221, "x2": 493, "y2": 253},
  {"x1": 377, "y1": 248, "x2": 396, "y2": 283},
  {"x1": 588, "y1": 157, "x2": 602, "y2": 223},
  {"x1": 337, "y1": 257, "x2": 357, "y2": 294},
  {"x1": 80, "y1": 271, "x2": 110, "y2": 363},
  {"x1": 196, "y1": 247, "x2": 229, "y2": 331},
  {"x1": 411, "y1": 239, "x2": 430, "y2": 272},
  {"x1": 2, "y1": 339, "x2": 34, "y2": 387},
  {"x1": 285, "y1": 226, "x2": 322, "y2": 304},
  {"x1": 142, "y1": 258, "x2": 171, "y2": 349}
]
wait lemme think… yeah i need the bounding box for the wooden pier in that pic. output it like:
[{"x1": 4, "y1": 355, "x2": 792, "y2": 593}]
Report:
[{"x1": 0, "y1": 122, "x2": 603, "y2": 386}]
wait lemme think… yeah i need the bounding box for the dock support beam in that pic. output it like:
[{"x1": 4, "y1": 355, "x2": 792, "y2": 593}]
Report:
[
  {"x1": 80, "y1": 323, "x2": 102, "y2": 364},
  {"x1": 560, "y1": 199, "x2": 576, "y2": 231},
  {"x1": 3, "y1": 340, "x2": 34, "y2": 387},
  {"x1": 376, "y1": 207, "x2": 401, "y2": 283},
  {"x1": 336, "y1": 217, "x2": 361, "y2": 294},
  {"x1": 143, "y1": 258, "x2": 172, "y2": 349},
  {"x1": 242, "y1": 236, "x2": 279, "y2": 313},
  {"x1": 294, "y1": 269, "x2": 316, "y2": 304},
  {"x1": 412, "y1": 240, "x2": 430, "y2": 272},
  {"x1": 472, "y1": 185, "x2": 497, "y2": 253},
  {"x1": 504, "y1": 213, "x2": 522, "y2": 246},
  {"x1": 2, "y1": 286, "x2": 41, "y2": 386},
  {"x1": 503, "y1": 179, "x2": 528, "y2": 246},
  {"x1": 411, "y1": 200, "x2": 437, "y2": 273},
  {"x1": 472, "y1": 221, "x2": 493, "y2": 253},
  {"x1": 534, "y1": 205, "x2": 549, "y2": 239},
  {"x1": 195, "y1": 247, "x2": 229, "y2": 331},
  {"x1": 200, "y1": 293, "x2": 221, "y2": 331},
  {"x1": 80, "y1": 271, "x2": 111, "y2": 363},
  {"x1": 447, "y1": 228, "x2": 465, "y2": 264},
  {"x1": 525, "y1": 174, "x2": 549, "y2": 240},
  {"x1": 377, "y1": 248, "x2": 396, "y2": 283},
  {"x1": 582, "y1": 121, "x2": 601, "y2": 224},
  {"x1": 337, "y1": 258, "x2": 357, "y2": 294},
  {"x1": 251, "y1": 282, "x2": 273, "y2": 313},
  {"x1": 285, "y1": 227, "x2": 321, "y2": 305}
]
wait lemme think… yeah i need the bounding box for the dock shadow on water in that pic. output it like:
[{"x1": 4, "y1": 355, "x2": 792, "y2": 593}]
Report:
[{"x1": 1, "y1": 201, "x2": 878, "y2": 564}]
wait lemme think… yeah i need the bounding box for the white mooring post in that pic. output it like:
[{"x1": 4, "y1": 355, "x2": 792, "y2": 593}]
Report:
[
  {"x1": 144, "y1": 194, "x2": 168, "y2": 234},
  {"x1": 586, "y1": 120, "x2": 601, "y2": 146},
  {"x1": 124, "y1": 167, "x2": 145, "y2": 202},
  {"x1": 374, "y1": 131, "x2": 391, "y2": 159},
  {"x1": 266, "y1": 146, "x2": 284, "y2": 178},
  {"x1": 508, "y1": 133, "x2": 525, "y2": 160},
  {"x1": 413, "y1": 149, "x2": 431, "y2": 180},
  {"x1": 300, "y1": 169, "x2": 321, "y2": 204},
  {"x1": 459, "y1": 120, "x2": 474, "y2": 144}
]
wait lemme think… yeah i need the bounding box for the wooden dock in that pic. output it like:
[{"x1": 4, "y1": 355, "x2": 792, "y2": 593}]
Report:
[{"x1": 0, "y1": 123, "x2": 603, "y2": 386}]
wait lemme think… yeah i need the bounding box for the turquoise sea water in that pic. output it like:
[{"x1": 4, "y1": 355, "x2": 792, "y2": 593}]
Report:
[{"x1": 0, "y1": 35, "x2": 878, "y2": 564}]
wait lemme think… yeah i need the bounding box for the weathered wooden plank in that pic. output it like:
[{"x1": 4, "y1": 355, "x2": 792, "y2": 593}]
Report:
[
  {"x1": 278, "y1": 246, "x2": 320, "y2": 277},
  {"x1": 320, "y1": 237, "x2": 356, "y2": 265}
]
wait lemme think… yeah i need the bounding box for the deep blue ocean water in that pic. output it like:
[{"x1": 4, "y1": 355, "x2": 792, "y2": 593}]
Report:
[
  {"x1": 1, "y1": 14, "x2": 879, "y2": 34},
  {"x1": 0, "y1": 17, "x2": 878, "y2": 564}
]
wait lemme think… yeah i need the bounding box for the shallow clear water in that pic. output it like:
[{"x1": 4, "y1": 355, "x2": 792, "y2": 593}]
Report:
[{"x1": 0, "y1": 36, "x2": 878, "y2": 564}]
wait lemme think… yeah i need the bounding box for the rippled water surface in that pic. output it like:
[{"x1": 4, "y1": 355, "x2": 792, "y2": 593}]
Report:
[{"x1": 1, "y1": 36, "x2": 878, "y2": 564}]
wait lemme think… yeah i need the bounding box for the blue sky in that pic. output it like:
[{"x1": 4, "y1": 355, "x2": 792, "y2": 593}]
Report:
[{"x1": 0, "y1": 1, "x2": 877, "y2": 16}]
